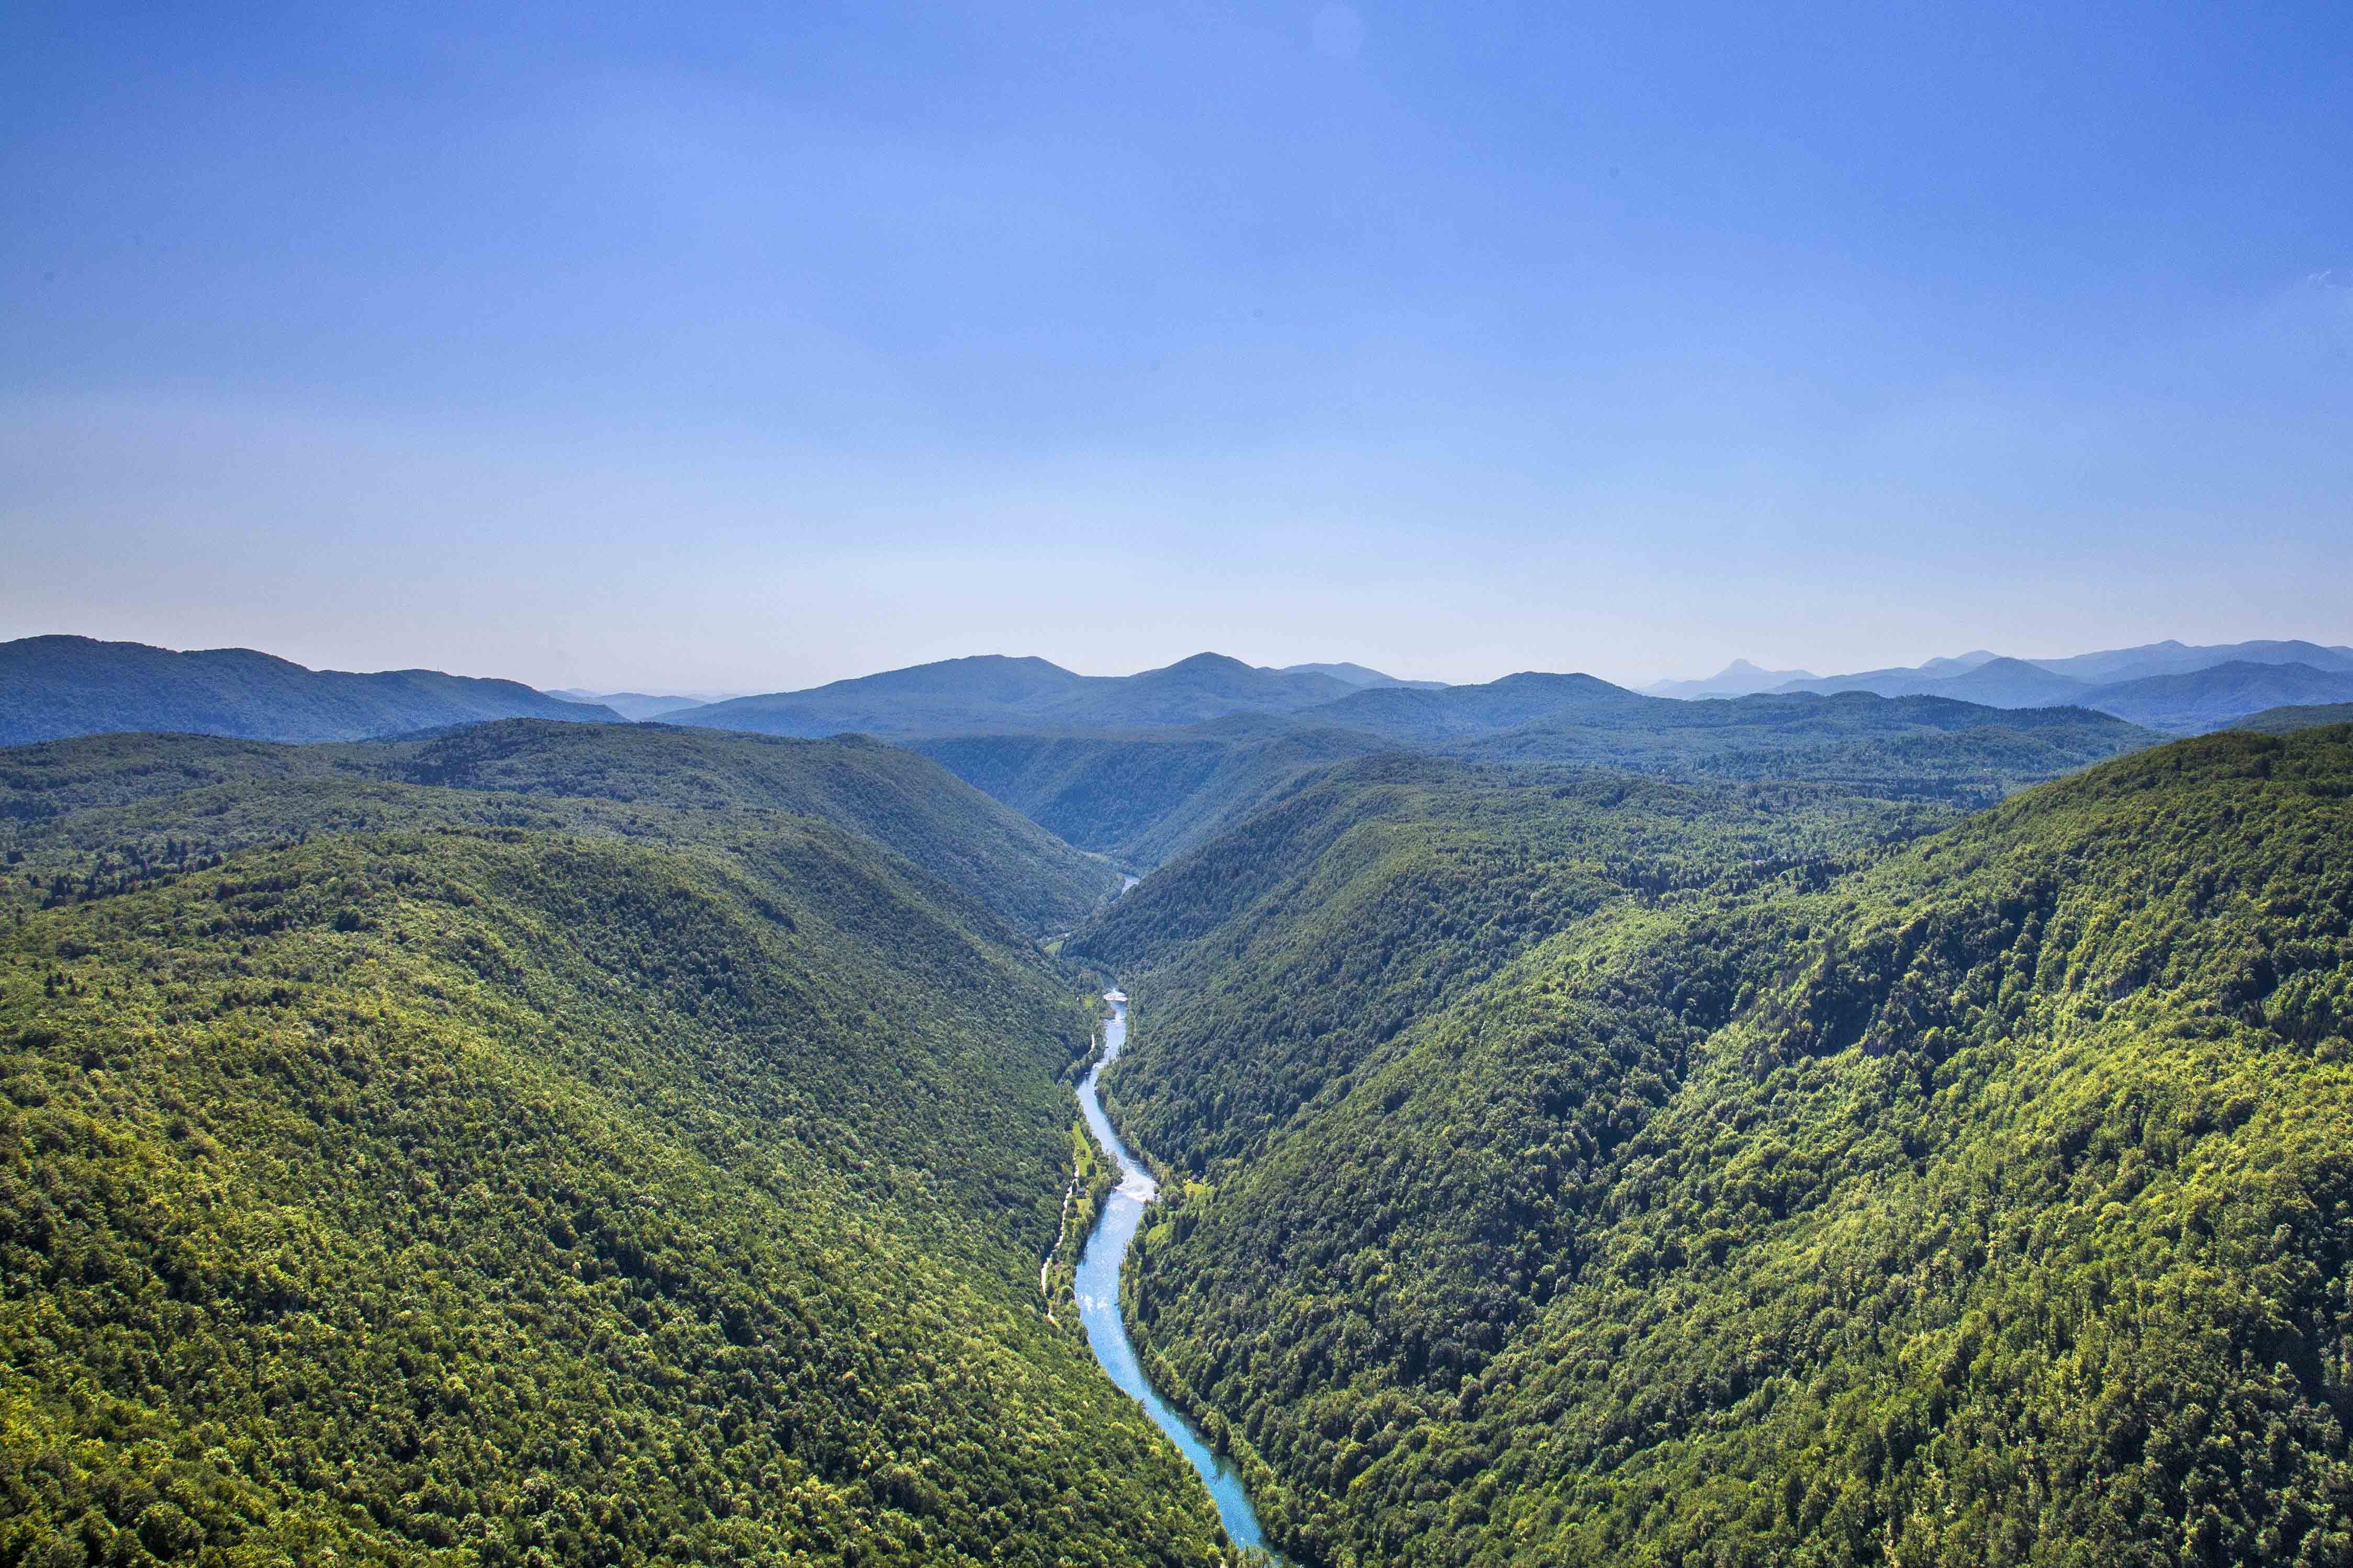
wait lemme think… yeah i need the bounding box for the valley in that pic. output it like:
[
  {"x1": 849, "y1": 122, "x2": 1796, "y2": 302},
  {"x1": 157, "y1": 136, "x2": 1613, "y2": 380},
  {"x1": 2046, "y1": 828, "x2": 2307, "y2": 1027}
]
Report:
[
  {"x1": 2, "y1": 646, "x2": 2349, "y2": 1566},
  {"x1": 15, "y1": 5, "x2": 2349, "y2": 1561}
]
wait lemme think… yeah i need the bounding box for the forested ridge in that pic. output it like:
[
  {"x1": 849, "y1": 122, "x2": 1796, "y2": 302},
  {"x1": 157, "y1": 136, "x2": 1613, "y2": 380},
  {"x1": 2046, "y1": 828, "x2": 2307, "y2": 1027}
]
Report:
[
  {"x1": 6, "y1": 692, "x2": 2346, "y2": 1568},
  {"x1": 0, "y1": 728, "x2": 1227, "y2": 1566},
  {"x1": 0, "y1": 723, "x2": 1123, "y2": 937},
  {"x1": 1073, "y1": 754, "x2": 1945, "y2": 1175},
  {"x1": 0, "y1": 638, "x2": 622, "y2": 747},
  {"x1": 1099, "y1": 726, "x2": 2353, "y2": 1566}
]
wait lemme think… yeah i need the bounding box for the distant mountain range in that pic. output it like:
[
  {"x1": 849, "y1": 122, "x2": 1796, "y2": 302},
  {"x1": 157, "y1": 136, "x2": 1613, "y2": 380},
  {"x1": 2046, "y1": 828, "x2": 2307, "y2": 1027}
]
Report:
[
  {"x1": 0, "y1": 635, "x2": 620, "y2": 746},
  {"x1": 11, "y1": 635, "x2": 2347, "y2": 759},
  {"x1": 547, "y1": 687, "x2": 747, "y2": 721},
  {"x1": 1641, "y1": 659, "x2": 1819, "y2": 699},
  {"x1": 670, "y1": 653, "x2": 1365, "y2": 737},
  {"x1": 1275, "y1": 662, "x2": 1449, "y2": 690},
  {"x1": 1652, "y1": 639, "x2": 2353, "y2": 734}
]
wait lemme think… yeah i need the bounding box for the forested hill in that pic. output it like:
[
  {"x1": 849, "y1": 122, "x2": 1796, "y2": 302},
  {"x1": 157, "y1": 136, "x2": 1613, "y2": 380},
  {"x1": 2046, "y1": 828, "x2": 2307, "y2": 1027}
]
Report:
[
  {"x1": 0, "y1": 721, "x2": 1123, "y2": 937},
  {"x1": 0, "y1": 732, "x2": 1229, "y2": 1562},
  {"x1": 911, "y1": 721, "x2": 1393, "y2": 869},
  {"x1": 1070, "y1": 754, "x2": 1944, "y2": 1175},
  {"x1": 917, "y1": 695, "x2": 2152, "y2": 874},
  {"x1": 0, "y1": 636, "x2": 622, "y2": 745},
  {"x1": 1097, "y1": 724, "x2": 2353, "y2": 1566}
]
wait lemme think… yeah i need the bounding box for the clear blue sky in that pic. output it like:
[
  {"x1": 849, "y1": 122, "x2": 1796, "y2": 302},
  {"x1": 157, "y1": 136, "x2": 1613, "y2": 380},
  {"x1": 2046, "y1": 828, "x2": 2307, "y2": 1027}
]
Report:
[{"x1": 5, "y1": 2, "x2": 2348, "y2": 691}]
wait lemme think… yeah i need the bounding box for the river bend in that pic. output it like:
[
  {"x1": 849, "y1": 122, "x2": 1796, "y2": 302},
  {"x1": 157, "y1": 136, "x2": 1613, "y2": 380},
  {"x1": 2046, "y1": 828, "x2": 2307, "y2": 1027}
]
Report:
[{"x1": 1072, "y1": 995, "x2": 1274, "y2": 1556}]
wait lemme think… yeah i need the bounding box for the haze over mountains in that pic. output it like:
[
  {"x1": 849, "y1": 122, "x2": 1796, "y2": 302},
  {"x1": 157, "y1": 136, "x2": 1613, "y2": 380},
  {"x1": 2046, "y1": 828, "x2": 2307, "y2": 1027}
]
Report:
[
  {"x1": 12, "y1": 634, "x2": 2347, "y2": 757},
  {"x1": 667, "y1": 637, "x2": 2353, "y2": 740},
  {"x1": 1658, "y1": 638, "x2": 2353, "y2": 731},
  {"x1": 0, "y1": 636, "x2": 620, "y2": 746}
]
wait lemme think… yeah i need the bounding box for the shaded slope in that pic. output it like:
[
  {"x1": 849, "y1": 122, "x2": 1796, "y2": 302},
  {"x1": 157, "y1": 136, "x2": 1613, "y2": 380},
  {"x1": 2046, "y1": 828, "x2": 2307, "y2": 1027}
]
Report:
[
  {"x1": 918, "y1": 687, "x2": 2143, "y2": 873},
  {"x1": 0, "y1": 636, "x2": 620, "y2": 746},
  {"x1": 1073, "y1": 755, "x2": 1941, "y2": 1176},
  {"x1": 1108, "y1": 728, "x2": 2353, "y2": 1566},
  {"x1": 912, "y1": 723, "x2": 1391, "y2": 869},
  {"x1": 674, "y1": 655, "x2": 1093, "y2": 738},
  {"x1": 2085, "y1": 660, "x2": 2353, "y2": 735},
  {"x1": 1461, "y1": 692, "x2": 2155, "y2": 805}
]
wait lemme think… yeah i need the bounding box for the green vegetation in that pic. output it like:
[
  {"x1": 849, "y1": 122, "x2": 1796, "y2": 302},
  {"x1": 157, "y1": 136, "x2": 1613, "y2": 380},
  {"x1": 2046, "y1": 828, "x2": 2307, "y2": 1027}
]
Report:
[
  {"x1": 2232, "y1": 708, "x2": 2353, "y2": 736},
  {"x1": 0, "y1": 729, "x2": 1227, "y2": 1565},
  {"x1": 6, "y1": 657, "x2": 2338, "y2": 1567},
  {"x1": 674, "y1": 654, "x2": 1353, "y2": 739},
  {"x1": 1073, "y1": 754, "x2": 1946, "y2": 1175},
  {"x1": 1454, "y1": 693, "x2": 2155, "y2": 805},
  {"x1": 912, "y1": 723, "x2": 1388, "y2": 870},
  {"x1": 1095, "y1": 728, "x2": 2353, "y2": 1565},
  {"x1": 0, "y1": 722, "x2": 1123, "y2": 936},
  {"x1": 915, "y1": 695, "x2": 2149, "y2": 877},
  {"x1": 0, "y1": 636, "x2": 620, "y2": 746}
]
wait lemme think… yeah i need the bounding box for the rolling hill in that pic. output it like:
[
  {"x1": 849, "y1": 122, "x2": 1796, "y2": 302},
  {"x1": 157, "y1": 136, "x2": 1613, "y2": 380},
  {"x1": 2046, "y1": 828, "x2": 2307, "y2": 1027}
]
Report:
[{"x1": 0, "y1": 636, "x2": 621, "y2": 746}]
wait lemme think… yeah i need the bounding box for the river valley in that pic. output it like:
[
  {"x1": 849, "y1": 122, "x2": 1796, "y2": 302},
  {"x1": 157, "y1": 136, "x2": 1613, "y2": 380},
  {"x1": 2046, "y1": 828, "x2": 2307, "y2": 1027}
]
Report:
[{"x1": 1072, "y1": 995, "x2": 1275, "y2": 1558}]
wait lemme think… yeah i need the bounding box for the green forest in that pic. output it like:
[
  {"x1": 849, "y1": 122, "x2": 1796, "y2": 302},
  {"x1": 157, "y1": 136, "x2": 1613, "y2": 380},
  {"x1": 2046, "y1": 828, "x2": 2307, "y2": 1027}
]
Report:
[
  {"x1": 1098, "y1": 725, "x2": 2353, "y2": 1566},
  {"x1": 0, "y1": 729, "x2": 1225, "y2": 1566},
  {"x1": 4, "y1": 692, "x2": 2349, "y2": 1566}
]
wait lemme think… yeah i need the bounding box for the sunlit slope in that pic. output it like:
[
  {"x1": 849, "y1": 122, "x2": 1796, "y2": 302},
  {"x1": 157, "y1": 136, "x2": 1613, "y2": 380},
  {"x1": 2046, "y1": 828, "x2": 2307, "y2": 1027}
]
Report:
[
  {"x1": 0, "y1": 720, "x2": 1123, "y2": 935},
  {"x1": 0, "y1": 818, "x2": 1227, "y2": 1564},
  {"x1": 1074, "y1": 754, "x2": 1943, "y2": 1175},
  {"x1": 911, "y1": 722, "x2": 1390, "y2": 868},
  {"x1": 915, "y1": 693, "x2": 2153, "y2": 877},
  {"x1": 1115, "y1": 729, "x2": 2353, "y2": 1566}
]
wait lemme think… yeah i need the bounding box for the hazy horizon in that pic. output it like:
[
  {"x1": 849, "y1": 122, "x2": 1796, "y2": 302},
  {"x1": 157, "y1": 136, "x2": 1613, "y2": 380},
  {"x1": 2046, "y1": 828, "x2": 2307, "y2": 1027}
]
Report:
[
  {"x1": 12, "y1": 626, "x2": 2353, "y2": 702},
  {"x1": 7, "y1": 3, "x2": 2349, "y2": 692}
]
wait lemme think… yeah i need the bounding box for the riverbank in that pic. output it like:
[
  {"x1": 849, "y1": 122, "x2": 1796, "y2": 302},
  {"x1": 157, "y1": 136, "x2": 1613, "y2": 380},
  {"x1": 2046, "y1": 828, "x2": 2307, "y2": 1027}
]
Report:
[{"x1": 1071, "y1": 996, "x2": 1278, "y2": 1559}]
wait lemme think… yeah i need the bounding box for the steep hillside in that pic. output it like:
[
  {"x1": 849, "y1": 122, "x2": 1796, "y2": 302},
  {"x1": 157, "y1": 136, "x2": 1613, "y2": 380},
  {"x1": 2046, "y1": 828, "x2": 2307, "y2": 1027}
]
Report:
[
  {"x1": 917, "y1": 687, "x2": 2145, "y2": 873},
  {"x1": 0, "y1": 750, "x2": 1227, "y2": 1562},
  {"x1": 0, "y1": 723, "x2": 1123, "y2": 936},
  {"x1": 1105, "y1": 727, "x2": 2353, "y2": 1566},
  {"x1": 0, "y1": 636, "x2": 620, "y2": 746},
  {"x1": 1073, "y1": 755, "x2": 1942, "y2": 1176},
  {"x1": 913, "y1": 722, "x2": 1390, "y2": 869}
]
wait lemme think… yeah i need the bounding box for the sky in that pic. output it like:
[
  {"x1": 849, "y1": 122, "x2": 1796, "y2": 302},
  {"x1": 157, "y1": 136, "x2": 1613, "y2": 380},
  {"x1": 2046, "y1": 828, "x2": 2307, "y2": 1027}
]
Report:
[{"x1": 4, "y1": 2, "x2": 2349, "y2": 693}]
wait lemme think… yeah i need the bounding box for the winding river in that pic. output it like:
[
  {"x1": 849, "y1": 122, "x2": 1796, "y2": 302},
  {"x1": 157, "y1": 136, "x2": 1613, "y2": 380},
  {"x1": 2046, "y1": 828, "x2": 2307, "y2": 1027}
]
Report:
[{"x1": 1072, "y1": 994, "x2": 1276, "y2": 1556}]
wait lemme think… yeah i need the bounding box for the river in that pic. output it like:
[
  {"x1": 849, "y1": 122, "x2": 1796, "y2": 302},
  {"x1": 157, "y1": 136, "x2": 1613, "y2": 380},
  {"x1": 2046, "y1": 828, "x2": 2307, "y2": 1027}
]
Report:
[{"x1": 1072, "y1": 993, "x2": 1276, "y2": 1557}]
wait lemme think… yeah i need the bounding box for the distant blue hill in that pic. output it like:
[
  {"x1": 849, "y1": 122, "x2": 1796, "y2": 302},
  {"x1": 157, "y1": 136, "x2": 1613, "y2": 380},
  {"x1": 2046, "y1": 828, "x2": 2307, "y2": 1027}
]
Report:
[
  {"x1": 0, "y1": 635, "x2": 621, "y2": 746},
  {"x1": 1740, "y1": 638, "x2": 2353, "y2": 730},
  {"x1": 673, "y1": 652, "x2": 1362, "y2": 737}
]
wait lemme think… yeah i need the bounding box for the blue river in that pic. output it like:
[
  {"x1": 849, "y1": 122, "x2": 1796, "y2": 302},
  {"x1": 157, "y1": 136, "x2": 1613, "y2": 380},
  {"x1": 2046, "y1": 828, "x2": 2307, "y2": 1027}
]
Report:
[{"x1": 1072, "y1": 995, "x2": 1276, "y2": 1556}]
